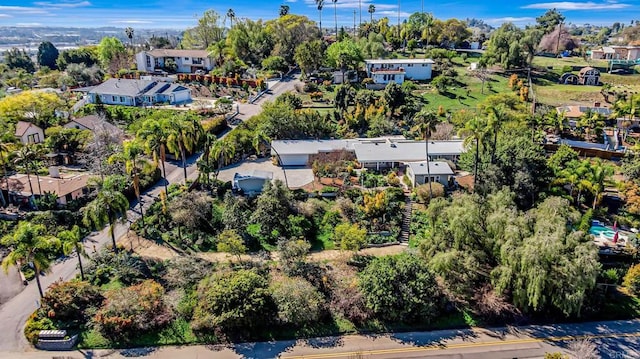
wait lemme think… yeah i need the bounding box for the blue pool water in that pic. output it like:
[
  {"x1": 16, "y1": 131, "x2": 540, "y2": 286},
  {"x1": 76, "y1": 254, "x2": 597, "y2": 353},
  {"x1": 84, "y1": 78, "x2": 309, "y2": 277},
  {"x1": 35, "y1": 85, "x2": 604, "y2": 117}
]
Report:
[{"x1": 589, "y1": 224, "x2": 617, "y2": 239}]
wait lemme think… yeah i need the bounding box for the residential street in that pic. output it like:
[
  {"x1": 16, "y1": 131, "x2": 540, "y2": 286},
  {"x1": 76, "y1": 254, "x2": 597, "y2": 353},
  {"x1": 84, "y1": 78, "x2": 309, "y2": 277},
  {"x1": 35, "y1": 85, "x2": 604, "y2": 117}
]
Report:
[
  {"x1": 0, "y1": 73, "x2": 302, "y2": 353},
  {"x1": 0, "y1": 319, "x2": 638, "y2": 358}
]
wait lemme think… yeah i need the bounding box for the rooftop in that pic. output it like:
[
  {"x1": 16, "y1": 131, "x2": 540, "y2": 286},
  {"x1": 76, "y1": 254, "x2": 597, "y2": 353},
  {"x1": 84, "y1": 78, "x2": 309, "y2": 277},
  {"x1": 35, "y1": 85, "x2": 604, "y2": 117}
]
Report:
[
  {"x1": 557, "y1": 105, "x2": 612, "y2": 118},
  {"x1": 15, "y1": 121, "x2": 40, "y2": 137},
  {"x1": 353, "y1": 140, "x2": 465, "y2": 163},
  {"x1": 66, "y1": 115, "x2": 122, "y2": 134},
  {"x1": 89, "y1": 78, "x2": 154, "y2": 97},
  {"x1": 365, "y1": 58, "x2": 435, "y2": 64},
  {"x1": 1, "y1": 173, "x2": 90, "y2": 198},
  {"x1": 406, "y1": 161, "x2": 454, "y2": 176},
  {"x1": 271, "y1": 139, "x2": 361, "y2": 156},
  {"x1": 145, "y1": 49, "x2": 210, "y2": 58}
]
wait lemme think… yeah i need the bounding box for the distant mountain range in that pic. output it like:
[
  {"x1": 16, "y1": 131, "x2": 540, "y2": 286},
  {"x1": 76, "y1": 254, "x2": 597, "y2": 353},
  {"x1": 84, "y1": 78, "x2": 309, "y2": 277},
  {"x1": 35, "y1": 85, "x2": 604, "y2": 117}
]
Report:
[{"x1": 0, "y1": 26, "x2": 183, "y2": 52}]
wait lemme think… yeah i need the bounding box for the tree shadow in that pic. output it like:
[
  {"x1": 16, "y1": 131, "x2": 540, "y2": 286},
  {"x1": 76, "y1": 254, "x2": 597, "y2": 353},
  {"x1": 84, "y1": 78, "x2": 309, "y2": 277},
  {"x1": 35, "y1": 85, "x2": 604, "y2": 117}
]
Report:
[
  {"x1": 388, "y1": 328, "x2": 477, "y2": 348},
  {"x1": 118, "y1": 347, "x2": 157, "y2": 357},
  {"x1": 304, "y1": 334, "x2": 345, "y2": 349},
  {"x1": 231, "y1": 339, "x2": 297, "y2": 359}
]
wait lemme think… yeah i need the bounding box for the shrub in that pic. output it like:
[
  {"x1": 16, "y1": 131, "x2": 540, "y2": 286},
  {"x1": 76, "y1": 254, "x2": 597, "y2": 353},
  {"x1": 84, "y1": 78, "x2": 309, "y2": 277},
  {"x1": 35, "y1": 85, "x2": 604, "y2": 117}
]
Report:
[
  {"x1": 334, "y1": 222, "x2": 367, "y2": 251},
  {"x1": 270, "y1": 277, "x2": 324, "y2": 327},
  {"x1": 303, "y1": 81, "x2": 319, "y2": 93},
  {"x1": 191, "y1": 270, "x2": 274, "y2": 335},
  {"x1": 561, "y1": 65, "x2": 573, "y2": 74},
  {"x1": 359, "y1": 254, "x2": 444, "y2": 323},
  {"x1": 330, "y1": 279, "x2": 372, "y2": 324},
  {"x1": 413, "y1": 182, "x2": 445, "y2": 203},
  {"x1": 623, "y1": 264, "x2": 640, "y2": 295},
  {"x1": 41, "y1": 281, "x2": 103, "y2": 324},
  {"x1": 164, "y1": 256, "x2": 212, "y2": 290},
  {"x1": 93, "y1": 280, "x2": 173, "y2": 342},
  {"x1": 24, "y1": 314, "x2": 55, "y2": 345},
  {"x1": 321, "y1": 186, "x2": 339, "y2": 194},
  {"x1": 85, "y1": 249, "x2": 152, "y2": 286}
]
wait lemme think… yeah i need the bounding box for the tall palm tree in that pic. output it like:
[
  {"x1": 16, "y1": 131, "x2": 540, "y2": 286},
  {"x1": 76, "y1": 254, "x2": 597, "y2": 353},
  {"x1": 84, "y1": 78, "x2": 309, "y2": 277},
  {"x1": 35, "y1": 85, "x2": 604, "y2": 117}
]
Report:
[
  {"x1": 414, "y1": 109, "x2": 441, "y2": 199},
  {"x1": 368, "y1": 4, "x2": 375, "y2": 23},
  {"x1": 83, "y1": 177, "x2": 129, "y2": 253},
  {"x1": 423, "y1": 13, "x2": 434, "y2": 49},
  {"x1": 165, "y1": 115, "x2": 203, "y2": 184},
  {"x1": 315, "y1": 0, "x2": 325, "y2": 34},
  {"x1": 110, "y1": 140, "x2": 147, "y2": 235},
  {"x1": 124, "y1": 27, "x2": 134, "y2": 47},
  {"x1": 279, "y1": 5, "x2": 290, "y2": 17},
  {"x1": 459, "y1": 117, "x2": 488, "y2": 189},
  {"x1": 60, "y1": 225, "x2": 86, "y2": 281},
  {"x1": 486, "y1": 104, "x2": 508, "y2": 164},
  {"x1": 198, "y1": 132, "x2": 218, "y2": 185},
  {"x1": 0, "y1": 135, "x2": 14, "y2": 207},
  {"x1": 30, "y1": 144, "x2": 46, "y2": 196},
  {"x1": 590, "y1": 160, "x2": 614, "y2": 210},
  {"x1": 14, "y1": 146, "x2": 36, "y2": 199},
  {"x1": 333, "y1": 0, "x2": 339, "y2": 36},
  {"x1": 1, "y1": 222, "x2": 60, "y2": 298},
  {"x1": 137, "y1": 118, "x2": 170, "y2": 195},
  {"x1": 227, "y1": 9, "x2": 236, "y2": 28}
]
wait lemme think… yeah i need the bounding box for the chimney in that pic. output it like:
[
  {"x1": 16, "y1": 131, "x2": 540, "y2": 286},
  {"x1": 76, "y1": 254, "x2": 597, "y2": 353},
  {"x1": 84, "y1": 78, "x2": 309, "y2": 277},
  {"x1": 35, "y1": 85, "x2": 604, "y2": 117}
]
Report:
[{"x1": 48, "y1": 166, "x2": 60, "y2": 178}]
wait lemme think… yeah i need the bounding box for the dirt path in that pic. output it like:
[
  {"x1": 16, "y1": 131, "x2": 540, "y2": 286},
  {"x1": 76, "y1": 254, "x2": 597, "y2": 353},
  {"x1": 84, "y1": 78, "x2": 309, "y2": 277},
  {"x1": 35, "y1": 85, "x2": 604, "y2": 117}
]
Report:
[{"x1": 120, "y1": 233, "x2": 408, "y2": 263}]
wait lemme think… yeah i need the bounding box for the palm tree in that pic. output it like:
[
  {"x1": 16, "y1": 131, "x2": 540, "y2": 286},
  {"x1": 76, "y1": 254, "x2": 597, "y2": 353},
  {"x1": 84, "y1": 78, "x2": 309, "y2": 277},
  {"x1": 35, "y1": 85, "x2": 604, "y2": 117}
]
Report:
[
  {"x1": 124, "y1": 27, "x2": 134, "y2": 47},
  {"x1": 137, "y1": 118, "x2": 170, "y2": 195},
  {"x1": 83, "y1": 177, "x2": 129, "y2": 253},
  {"x1": 368, "y1": 4, "x2": 375, "y2": 23},
  {"x1": 589, "y1": 160, "x2": 614, "y2": 210},
  {"x1": 279, "y1": 5, "x2": 290, "y2": 17},
  {"x1": 413, "y1": 109, "x2": 441, "y2": 200},
  {"x1": 1, "y1": 222, "x2": 60, "y2": 298},
  {"x1": 13, "y1": 146, "x2": 36, "y2": 199},
  {"x1": 110, "y1": 139, "x2": 147, "y2": 235},
  {"x1": 459, "y1": 117, "x2": 488, "y2": 189},
  {"x1": 198, "y1": 132, "x2": 218, "y2": 185},
  {"x1": 315, "y1": 0, "x2": 325, "y2": 34},
  {"x1": 0, "y1": 134, "x2": 14, "y2": 207},
  {"x1": 423, "y1": 13, "x2": 434, "y2": 49},
  {"x1": 59, "y1": 225, "x2": 86, "y2": 281},
  {"x1": 165, "y1": 115, "x2": 203, "y2": 184},
  {"x1": 227, "y1": 9, "x2": 236, "y2": 28},
  {"x1": 486, "y1": 104, "x2": 508, "y2": 164},
  {"x1": 333, "y1": 0, "x2": 339, "y2": 36},
  {"x1": 207, "y1": 40, "x2": 228, "y2": 67}
]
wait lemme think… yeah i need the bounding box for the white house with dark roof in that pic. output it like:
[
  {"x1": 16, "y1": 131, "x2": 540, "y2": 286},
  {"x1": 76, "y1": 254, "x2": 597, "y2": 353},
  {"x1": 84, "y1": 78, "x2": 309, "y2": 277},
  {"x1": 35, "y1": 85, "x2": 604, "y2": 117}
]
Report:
[
  {"x1": 233, "y1": 170, "x2": 274, "y2": 196},
  {"x1": 365, "y1": 59, "x2": 434, "y2": 85},
  {"x1": 135, "y1": 49, "x2": 215, "y2": 74},
  {"x1": 271, "y1": 137, "x2": 464, "y2": 169},
  {"x1": 405, "y1": 161, "x2": 454, "y2": 187},
  {"x1": 87, "y1": 78, "x2": 191, "y2": 106},
  {"x1": 14, "y1": 121, "x2": 44, "y2": 145}
]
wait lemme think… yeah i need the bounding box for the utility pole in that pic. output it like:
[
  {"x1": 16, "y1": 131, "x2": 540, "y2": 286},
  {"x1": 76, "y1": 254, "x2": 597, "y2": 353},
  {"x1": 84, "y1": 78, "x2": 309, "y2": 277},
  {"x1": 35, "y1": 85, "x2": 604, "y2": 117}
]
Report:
[
  {"x1": 353, "y1": 10, "x2": 357, "y2": 37},
  {"x1": 421, "y1": 0, "x2": 424, "y2": 14},
  {"x1": 359, "y1": 0, "x2": 362, "y2": 33},
  {"x1": 397, "y1": 0, "x2": 401, "y2": 38}
]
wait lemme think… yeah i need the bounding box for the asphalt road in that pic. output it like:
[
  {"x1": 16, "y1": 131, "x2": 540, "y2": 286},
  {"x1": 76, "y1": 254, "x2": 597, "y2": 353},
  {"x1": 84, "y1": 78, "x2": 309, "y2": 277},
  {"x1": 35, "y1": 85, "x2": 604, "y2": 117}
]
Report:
[
  {"x1": 0, "y1": 319, "x2": 638, "y2": 358},
  {"x1": 0, "y1": 73, "x2": 302, "y2": 353}
]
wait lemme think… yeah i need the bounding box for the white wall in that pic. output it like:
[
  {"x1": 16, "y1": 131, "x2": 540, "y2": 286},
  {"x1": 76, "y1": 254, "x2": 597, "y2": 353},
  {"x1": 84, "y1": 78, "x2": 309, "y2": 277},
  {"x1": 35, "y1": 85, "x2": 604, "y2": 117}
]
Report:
[
  {"x1": 279, "y1": 154, "x2": 310, "y2": 166},
  {"x1": 20, "y1": 125, "x2": 44, "y2": 144}
]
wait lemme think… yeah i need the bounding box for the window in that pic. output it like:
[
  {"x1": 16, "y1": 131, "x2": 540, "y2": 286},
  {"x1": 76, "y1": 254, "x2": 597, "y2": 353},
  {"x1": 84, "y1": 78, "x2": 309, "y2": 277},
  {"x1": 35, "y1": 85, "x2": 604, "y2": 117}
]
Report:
[
  {"x1": 154, "y1": 58, "x2": 160, "y2": 67},
  {"x1": 27, "y1": 133, "x2": 40, "y2": 144},
  {"x1": 193, "y1": 58, "x2": 203, "y2": 64},
  {"x1": 146, "y1": 56, "x2": 151, "y2": 67},
  {"x1": 119, "y1": 96, "x2": 125, "y2": 103},
  {"x1": 112, "y1": 96, "x2": 116, "y2": 102}
]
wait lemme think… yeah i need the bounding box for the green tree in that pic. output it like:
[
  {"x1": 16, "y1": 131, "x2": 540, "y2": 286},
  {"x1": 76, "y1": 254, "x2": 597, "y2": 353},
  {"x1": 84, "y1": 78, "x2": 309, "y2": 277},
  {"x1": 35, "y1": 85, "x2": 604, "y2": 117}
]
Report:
[
  {"x1": 413, "y1": 109, "x2": 441, "y2": 199},
  {"x1": 623, "y1": 263, "x2": 640, "y2": 296},
  {"x1": 278, "y1": 238, "x2": 311, "y2": 274},
  {"x1": 270, "y1": 276, "x2": 323, "y2": 327},
  {"x1": 4, "y1": 48, "x2": 35, "y2": 73},
  {"x1": 326, "y1": 38, "x2": 363, "y2": 84},
  {"x1": 266, "y1": 14, "x2": 321, "y2": 64},
  {"x1": 83, "y1": 176, "x2": 129, "y2": 253},
  {"x1": 249, "y1": 180, "x2": 294, "y2": 243},
  {"x1": 315, "y1": 0, "x2": 325, "y2": 33},
  {"x1": 226, "y1": 9, "x2": 236, "y2": 28},
  {"x1": 1, "y1": 222, "x2": 61, "y2": 298},
  {"x1": 109, "y1": 139, "x2": 146, "y2": 234},
  {"x1": 359, "y1": 254, "x2": 443, "y2": 323},
  {"x1": 368, "y1": 4, "x2": 375, "y2": 23},
  {"x1": 482, "y1": 23, "x2": 526, "y2": 69},
  {"x1": 137, "y1": 118, "x2": 170, "y2": 195},
  {"x1": 124, "y1": 27, "x2": 134, "y2": 46},
  {"x1": 165, "y1": 115, "x2": 203, "y2": 183},
  {"x1": 493, "y1": 197, "x2": 600, "y2": 317},
  {"x1": 96, "y1": 37, "x2": 126, "y2": 68},
  {"x1": 13, "y1": 146, "x2": 38, "y2": 199},
  {"x1": 59, "y1": 225, "x2": 86, "y2": 280},
  {"x1": 458, "y1": 116, "x2": 488, "y2": 188},
  {"x1": 279, "y1": 5, "x2": 290, "y2": 17},
  {"x1": 37, "y1": 42, "x2": 59, "y2": 70},
  {"x1": 334, "y1": 222, "x2": 367, "y2": 251},
  {"x1": 56, "y1": 47, "x2": 98, "y2": 70},
  {"x1": 536, "y1": 8, "x2": 565, "y2": 34},
  {"x1": 294, "y1": 40, "x2": 325, "y2": 77},
  {"x1": 261, "y1": 55, "x2": 288, "y2": 74},
  {"x1": 217, "y1": 229, "x2": 247, "y2": 262},
  {"x1": 192, "y1": 270, "x2": 274, "y2": 333},
  {"x1": 182, "y1": 10, "x2": 225, "y2": 49}
]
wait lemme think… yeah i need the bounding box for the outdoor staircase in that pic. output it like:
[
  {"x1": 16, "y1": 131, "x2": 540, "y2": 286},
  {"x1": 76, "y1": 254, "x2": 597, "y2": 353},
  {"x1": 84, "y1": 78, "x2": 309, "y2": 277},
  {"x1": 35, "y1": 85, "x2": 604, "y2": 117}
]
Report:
[{"x1": 399, "y1": 195, "x2": 413, "y2": 245}]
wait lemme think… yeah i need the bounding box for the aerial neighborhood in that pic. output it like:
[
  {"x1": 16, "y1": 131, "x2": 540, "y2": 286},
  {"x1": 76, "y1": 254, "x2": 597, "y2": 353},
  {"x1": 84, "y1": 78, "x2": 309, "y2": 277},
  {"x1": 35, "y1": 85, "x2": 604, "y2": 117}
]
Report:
[{"x1": 1, "y1": 2, "x2": 640, "y2": 358}]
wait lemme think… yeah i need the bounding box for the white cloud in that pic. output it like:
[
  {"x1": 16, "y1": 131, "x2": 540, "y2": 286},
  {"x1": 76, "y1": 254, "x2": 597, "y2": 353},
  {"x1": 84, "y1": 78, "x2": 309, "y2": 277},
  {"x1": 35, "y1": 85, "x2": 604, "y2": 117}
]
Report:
[
  {"x1": 377, "y1": 10, "x2": 411, "y2": 18},
  {"x1": 33, "y1": 1, "x2": 92, "y2": 8},
  {"x1": 0, "y1": 5, "x2": 48, "y2": 13},
  {"x1": 16, "y1": 22, "x2": 43, "y2": 26},
  {"x1": 522, "y1": 1, "x2": 631, "y2": 10},
  {"x1": 285, "y1": 0, "x2": 297, "y2": 2},
  {"x1": 110, "y1": 20, "x2": 153, "y2": 24},
  {"x1": 0, "y1": 14, "x2": 11, "y2": 18},
  {"x1": 486, "y1": 16, "x2": 535, "y2": 24}
]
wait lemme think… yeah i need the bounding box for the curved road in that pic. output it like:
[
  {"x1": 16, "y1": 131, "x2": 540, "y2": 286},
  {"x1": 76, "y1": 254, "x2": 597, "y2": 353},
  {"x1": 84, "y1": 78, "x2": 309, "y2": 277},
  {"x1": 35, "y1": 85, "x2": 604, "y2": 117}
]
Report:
[{"x1": 0, "y1": 73, "x2": 302, "y2": 354}]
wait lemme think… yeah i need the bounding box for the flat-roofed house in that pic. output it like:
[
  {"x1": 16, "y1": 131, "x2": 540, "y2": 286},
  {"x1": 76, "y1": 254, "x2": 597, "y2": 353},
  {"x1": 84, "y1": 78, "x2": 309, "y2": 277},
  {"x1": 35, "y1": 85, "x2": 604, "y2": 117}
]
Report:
[
  {"x1": 233, "y1": 170, "x2": 273, "y2": 196},
  {"x1": 87, "y1": 78, "x2": 191, "y2": 106},
  {"x1": 405, "y1": 161, "x2": 454, "y2": 187},
  {"x1": 365, "y1": 59, "x2": 435, "y2": 85},
  {"x1": 14, "y1": 121, "x2": 44, "y2": 145},
  {"x1": 1, "y1": 172, "x2": 90, "y2": 205},
  {"x1": 135, "y1": 49, "x2": 215, "y2": 74}
]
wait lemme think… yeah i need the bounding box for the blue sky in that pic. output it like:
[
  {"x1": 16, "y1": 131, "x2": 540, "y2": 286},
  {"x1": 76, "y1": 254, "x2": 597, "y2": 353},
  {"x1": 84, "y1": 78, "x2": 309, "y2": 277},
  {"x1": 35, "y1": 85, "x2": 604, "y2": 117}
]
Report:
[{"x1": 0, "y1": 0, "x2": 638, "y2": 28}]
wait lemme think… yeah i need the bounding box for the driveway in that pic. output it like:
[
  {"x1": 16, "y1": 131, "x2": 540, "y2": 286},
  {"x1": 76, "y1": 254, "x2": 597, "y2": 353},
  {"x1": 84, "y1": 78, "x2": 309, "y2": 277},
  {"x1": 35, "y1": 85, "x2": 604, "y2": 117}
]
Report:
[
  {"x1": 0, "y1": 267, "x2": 23, "y2": 306},
  {"x1": 217, "y1": 157, "x2": 314, "y2": 189}
]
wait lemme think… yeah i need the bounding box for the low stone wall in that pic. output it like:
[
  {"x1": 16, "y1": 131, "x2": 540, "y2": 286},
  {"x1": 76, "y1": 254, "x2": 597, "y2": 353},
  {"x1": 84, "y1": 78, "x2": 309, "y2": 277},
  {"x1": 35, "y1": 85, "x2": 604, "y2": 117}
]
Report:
[{"x1": 36, "y1": 335, "x2": 78, "y2": 351}]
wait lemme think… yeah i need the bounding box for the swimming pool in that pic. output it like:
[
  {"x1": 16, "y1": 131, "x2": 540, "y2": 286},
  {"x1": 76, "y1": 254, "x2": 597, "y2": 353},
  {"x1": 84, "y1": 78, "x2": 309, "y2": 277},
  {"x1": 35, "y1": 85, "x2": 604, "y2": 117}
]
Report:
[{"x1": 589, "y1": 224, "x2": 617, "y2": 239}]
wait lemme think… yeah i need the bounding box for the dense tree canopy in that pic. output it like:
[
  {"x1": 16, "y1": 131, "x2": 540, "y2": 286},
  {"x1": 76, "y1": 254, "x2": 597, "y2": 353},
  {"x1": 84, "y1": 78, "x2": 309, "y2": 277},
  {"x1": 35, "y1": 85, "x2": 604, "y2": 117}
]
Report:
[{"x1": 37, "y1": 42, "x2": 59, "y2": 70}]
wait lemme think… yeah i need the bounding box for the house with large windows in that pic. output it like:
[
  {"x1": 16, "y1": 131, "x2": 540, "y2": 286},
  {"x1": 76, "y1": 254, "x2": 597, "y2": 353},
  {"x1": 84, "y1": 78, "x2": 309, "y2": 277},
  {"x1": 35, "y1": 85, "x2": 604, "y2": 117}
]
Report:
[
  {"x1": 15, "y1": 121, "x2": 44, "y2": 144},
  {"x1": 87, "y1": 78, "x2": 191, "y2": 106},
  {"x1": 135, "y1": 49, "x2": 215, "y2": 74},
  {"x1": 365, "y1": 58, "x2": 434, "y2": 85}
]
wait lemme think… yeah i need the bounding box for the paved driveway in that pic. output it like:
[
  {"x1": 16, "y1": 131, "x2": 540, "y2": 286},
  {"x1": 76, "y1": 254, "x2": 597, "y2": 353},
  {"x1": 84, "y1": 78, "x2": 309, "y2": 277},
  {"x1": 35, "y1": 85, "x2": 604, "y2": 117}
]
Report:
[
  {"x1": 0, "y1": 267, "x2": 23, "y2": 306},
  {"x1": 217, "y1": 157, "x2": 314, "y2": 189}
]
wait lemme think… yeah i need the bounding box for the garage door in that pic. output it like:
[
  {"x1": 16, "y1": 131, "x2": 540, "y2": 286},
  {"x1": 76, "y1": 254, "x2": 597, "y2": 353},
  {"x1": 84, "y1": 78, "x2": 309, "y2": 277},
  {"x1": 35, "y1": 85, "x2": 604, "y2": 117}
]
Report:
[{"x1": 278, "y1": 154, "x2": 310, "y2": 166}]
